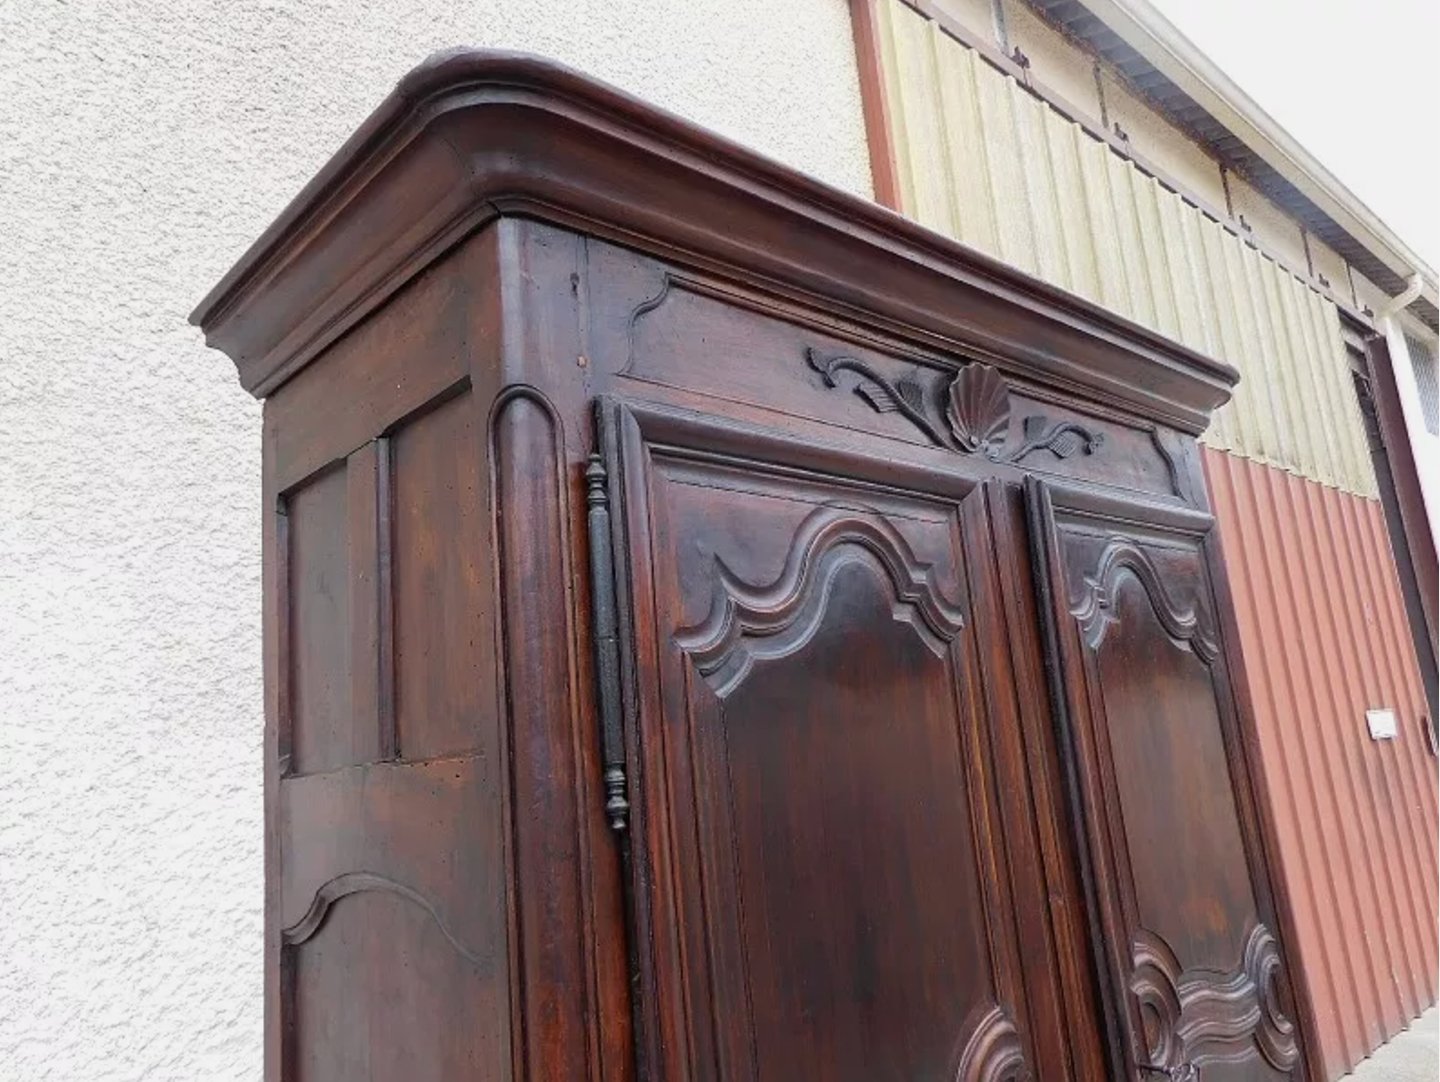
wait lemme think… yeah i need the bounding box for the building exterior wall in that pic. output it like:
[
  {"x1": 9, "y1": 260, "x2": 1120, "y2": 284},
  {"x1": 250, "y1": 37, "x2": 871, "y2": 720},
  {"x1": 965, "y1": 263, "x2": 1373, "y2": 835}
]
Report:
[
  {"x1": 1206, "y1": 449, "x2": 1439, "y2": 1078},
  {"x1": 1095, "y1": 64, "x2": 1231, "y2": 213},
  {"x1": 863, "y1": 1, "x2": 1437, "y2": 1076},
  {"x1": 0, "y1": 4, "x2": 870, "y2": 1079},
  {"x1": 871, "y1": 0, "x2": 1377, "y2": 498},
  {"x1": 1001, "y1": 0, "x2": 1105, "y2": 117}
]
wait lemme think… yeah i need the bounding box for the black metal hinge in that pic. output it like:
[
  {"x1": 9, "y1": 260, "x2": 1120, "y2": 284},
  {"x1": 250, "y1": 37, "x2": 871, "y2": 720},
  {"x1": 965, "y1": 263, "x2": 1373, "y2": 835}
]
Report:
[{"x1": 585, "y1": 452, "x2": 631, "y2": 833}]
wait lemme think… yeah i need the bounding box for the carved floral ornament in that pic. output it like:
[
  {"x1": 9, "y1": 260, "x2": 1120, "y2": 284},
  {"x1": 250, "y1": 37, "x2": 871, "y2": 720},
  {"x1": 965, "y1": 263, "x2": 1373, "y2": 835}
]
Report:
[{"x1": 805, "y1": 348, "x2": 1104, "y2": 465}]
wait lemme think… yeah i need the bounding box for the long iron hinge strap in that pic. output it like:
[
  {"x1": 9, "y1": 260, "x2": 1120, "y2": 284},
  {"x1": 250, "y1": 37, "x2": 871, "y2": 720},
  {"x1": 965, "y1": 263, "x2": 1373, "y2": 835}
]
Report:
[{"x1": 585, "y1": 453, "x2": 631, "y2": 833}]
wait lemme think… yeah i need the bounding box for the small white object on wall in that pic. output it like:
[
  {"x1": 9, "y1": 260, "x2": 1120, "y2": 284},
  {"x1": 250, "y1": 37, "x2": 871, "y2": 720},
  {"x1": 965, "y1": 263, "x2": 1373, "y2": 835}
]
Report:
[{"x1": 1365, "y1": 708, "x2": 1399, "y2": 740}]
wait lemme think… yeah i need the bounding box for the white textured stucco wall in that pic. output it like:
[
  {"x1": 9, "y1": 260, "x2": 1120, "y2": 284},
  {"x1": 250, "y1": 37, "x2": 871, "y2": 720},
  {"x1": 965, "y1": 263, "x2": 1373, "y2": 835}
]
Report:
[{"x1": 0, "y1": 3, "x2": 870, "y2": 1077}]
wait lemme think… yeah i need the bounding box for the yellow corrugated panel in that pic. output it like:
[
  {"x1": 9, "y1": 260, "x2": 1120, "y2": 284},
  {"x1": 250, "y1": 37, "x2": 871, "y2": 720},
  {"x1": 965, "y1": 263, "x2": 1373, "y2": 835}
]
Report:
[
  {"x1": 1222, "y1": 240, "x2": 1271, "y2": 460},
  {"x1": 1291, "y1": 284, "x2": 1349, "y2": 486},
  {"x1": 933, "y1": 44, "x2": 999, "y2": 256},
  {"x1": 1012, "y1": 87, "x2": 1069, "y2": 289},
  {"x1": 1105, "y1": 151, "x2": 1157, "y2": 329},
  {"x1": 1160, "y1": 187, "x2": 1208, "y2": 357},
  {"x1": 1044, "y1": 111, "x2": 1102, "y2": 305},
  {"x1": 879, "y1": 1, "x2": 955, "y2": 236},
  {"x1": 980, "y1": 68, "x2": 1039, "y2": 274},
  {"x1": 1251, "y1": 248, "x2": 1308, "y2": 475},
  {"x1": 1277, "y1": 268, "x2": 1344, "y2": 488},
  {"x1": 1193, "y1": 217, "x2": 1239, "y2": 452},
  {"x1": 1315, "y1": 291, "x2": 1377, "y2": 496},
  {"x1": 1075, "y1": 133, "x2": 1135, "y2": 321},
  {"x1": 871, "y1": 0, "x2": 1377, "y2": 498},
  {"x1": 1131, "y1": 171, "x2": 1182, "y2": 340}
]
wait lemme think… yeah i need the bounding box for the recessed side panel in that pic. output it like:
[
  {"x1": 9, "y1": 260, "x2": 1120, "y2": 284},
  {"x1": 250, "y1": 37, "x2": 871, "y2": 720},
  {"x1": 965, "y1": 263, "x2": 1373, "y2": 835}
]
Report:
[
  {"x1": 273, "y1": 383, "x2": 511, "y2": 1081},
  {"x1": 1028, "y1": 479, "x2": 1307, "y2": 1081},
  {"x1": 266, "y1": 240, "x2": 514, "y2": 1082},
  {"x1": 281, "y1": 759, "x2": 508, "y2": 1082},
  {"x1": 391, "y1": 388, "x2": 493, "y2": 762},
  {"x1": 604, "y1": 399, "x2": 1061, "y2": 1081},
  {"x1": 290, "y1": 884, "x2": 496, "y2": 1082},
  {"x1": 284, "y1": 463, "x2": 356, "y2": 776}
]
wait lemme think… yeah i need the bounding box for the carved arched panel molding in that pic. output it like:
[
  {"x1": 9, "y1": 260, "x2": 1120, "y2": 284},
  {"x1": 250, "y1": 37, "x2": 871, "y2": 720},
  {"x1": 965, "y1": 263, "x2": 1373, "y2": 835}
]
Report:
[
  {"x1": 1130, "y1": 924, "x2": 1299, "y2": 1074},
  {"x1": 1068, "y1": 538, "x2": 1219, "y2": 663},
  {"x1": 283, "y1": 871, "x2": 485, "y2": 966},
  {"x1": 953, "y1": 1004, "x2": 1033, "y2": 1082},
  {"x1": 675, "y1": 503, "x2": 967, "y2": 696}
]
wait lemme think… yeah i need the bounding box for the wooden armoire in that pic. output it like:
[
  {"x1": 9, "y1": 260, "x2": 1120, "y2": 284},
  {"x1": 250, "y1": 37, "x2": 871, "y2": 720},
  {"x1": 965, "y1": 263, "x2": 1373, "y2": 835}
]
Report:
[{"x1": 193, "y1": 50, "x2": 1320, "y2": 1082}]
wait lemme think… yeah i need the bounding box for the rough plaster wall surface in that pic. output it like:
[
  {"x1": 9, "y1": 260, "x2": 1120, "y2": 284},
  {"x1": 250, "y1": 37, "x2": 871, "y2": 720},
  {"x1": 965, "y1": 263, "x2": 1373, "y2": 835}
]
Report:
[{"x1": 0, "y1": 3, "x2": 870, "y2": 1078}]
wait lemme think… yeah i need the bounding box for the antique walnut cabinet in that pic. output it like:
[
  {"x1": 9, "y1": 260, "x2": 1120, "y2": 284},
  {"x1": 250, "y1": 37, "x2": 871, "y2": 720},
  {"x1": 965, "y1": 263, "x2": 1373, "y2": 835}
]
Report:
[{"x1": 192, "y1": 50, "x2": 1319, "y2": 1082}]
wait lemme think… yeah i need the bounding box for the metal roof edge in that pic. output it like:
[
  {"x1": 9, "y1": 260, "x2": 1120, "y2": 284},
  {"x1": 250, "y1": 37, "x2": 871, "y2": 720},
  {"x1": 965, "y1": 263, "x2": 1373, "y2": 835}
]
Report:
[{"x1": 1073, "y1": 0, "x2": 1438, "y2": 315}]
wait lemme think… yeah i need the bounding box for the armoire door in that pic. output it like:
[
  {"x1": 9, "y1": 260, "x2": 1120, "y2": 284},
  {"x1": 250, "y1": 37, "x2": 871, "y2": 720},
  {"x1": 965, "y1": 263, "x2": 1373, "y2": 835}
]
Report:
[
  {"x1": 1026, "y1": 479, "x2": 1306, "y2": 1081},
  {"x1": 594, "y1": 397, "x2": 1064, "y2": 1082}
]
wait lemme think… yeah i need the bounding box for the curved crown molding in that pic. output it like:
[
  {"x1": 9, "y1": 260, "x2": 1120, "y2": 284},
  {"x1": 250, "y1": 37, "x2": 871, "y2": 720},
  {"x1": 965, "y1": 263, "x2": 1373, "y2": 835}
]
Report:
[{"x1": 190, "y1": 49, "x2": 1235, "y2": 432}]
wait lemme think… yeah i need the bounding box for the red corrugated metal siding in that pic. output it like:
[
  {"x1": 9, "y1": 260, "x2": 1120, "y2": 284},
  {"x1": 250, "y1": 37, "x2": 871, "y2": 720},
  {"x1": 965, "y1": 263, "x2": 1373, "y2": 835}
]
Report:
[{"x1": 1205, "y1": 447, "x2": 1438, "y2": 1079}]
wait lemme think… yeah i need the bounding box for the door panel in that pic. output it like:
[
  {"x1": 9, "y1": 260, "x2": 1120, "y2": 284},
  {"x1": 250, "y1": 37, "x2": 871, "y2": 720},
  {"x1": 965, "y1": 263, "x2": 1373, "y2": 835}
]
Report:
[
  {"x1": 1027, "y1": 479, "x2": 1304, "y2": 1081},
  {"x1": 601, "y1": 399, "x2": 1049, "y2": 1082}
]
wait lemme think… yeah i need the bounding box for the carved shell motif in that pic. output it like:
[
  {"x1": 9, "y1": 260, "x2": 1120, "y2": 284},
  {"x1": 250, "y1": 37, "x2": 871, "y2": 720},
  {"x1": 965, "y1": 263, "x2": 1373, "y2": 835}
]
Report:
[
  {"x1": 945, "y1": 362, "x2": 1011, "y2": 458},
  {"x1": 804, "y1": 347, "x2": 1103, "y2": 465}
]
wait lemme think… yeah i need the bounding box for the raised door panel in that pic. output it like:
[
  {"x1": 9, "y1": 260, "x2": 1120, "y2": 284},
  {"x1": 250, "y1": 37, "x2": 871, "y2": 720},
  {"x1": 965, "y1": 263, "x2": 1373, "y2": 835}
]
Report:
[
  {"x1": 1027, "y1": 480, "x2": 1305, "y2": 1081},
  {"x1": 601, "y1": 399, "x2": 1052, "y2": 1082}
]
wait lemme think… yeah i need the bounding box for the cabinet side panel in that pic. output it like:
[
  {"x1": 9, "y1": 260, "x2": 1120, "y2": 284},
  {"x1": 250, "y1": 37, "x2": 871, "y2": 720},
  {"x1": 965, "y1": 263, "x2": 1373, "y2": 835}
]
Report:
[{"x1": 265, "y1": 235, "x2": 513, "y2": 1081}]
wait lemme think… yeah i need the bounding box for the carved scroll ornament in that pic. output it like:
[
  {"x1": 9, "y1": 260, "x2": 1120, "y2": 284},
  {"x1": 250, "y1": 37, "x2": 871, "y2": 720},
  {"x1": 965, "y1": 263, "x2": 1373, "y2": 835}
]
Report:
[
  {"x1": 954, "y1": 1004, "x2": 1033, "y2": 1081},
  {"x1": 806, "y1": 348, "x2": 1103, "y2": 465},
  {"x1": 1131, "y1": 925, "x2": 1298, "y2": 1076}
]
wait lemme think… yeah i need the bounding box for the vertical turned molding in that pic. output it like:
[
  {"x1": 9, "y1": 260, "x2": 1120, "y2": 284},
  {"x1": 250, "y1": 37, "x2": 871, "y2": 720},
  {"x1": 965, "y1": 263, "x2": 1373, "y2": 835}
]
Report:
[
  {"x1": 347, "y1": 443, "x2": 380, "y2": 758},
  {"x1": 273, "y1": 497, "x2": 293, "y2": 779},
  {"x1": 491, "y1": 386, "x2": 595, "y2": 1082}
]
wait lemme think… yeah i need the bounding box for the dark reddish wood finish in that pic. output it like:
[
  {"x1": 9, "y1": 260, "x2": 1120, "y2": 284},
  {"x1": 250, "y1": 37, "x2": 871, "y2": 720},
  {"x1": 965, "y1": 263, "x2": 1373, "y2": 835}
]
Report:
[
  {"x1": 194, "y1": 51, "x2": 1318, "y2": 1082},
  {"x1": 1029, "y1": 482, "x2": 1308, "y2": 1080}
]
